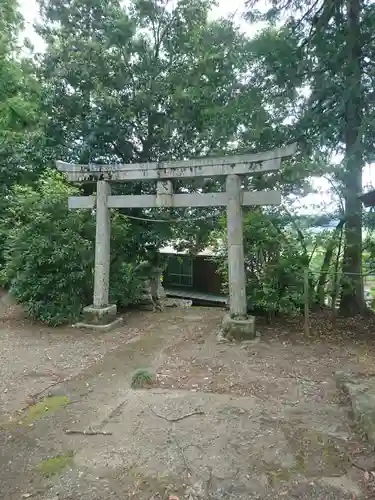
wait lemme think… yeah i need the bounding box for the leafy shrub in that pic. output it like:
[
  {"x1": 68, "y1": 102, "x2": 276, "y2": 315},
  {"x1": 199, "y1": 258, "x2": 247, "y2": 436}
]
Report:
[
  {"x1": 110, "y1": 261, "x2": 143, "y2": 309},
  {"x1": 2, "y1": 172, "x2": 95, "y2": 325},
  {"x1": 1, "y1": 170, "x2": 146, "y2": 325},
  {"x1": 216, "y1": 211, "x2": 306, "y2": 317}
]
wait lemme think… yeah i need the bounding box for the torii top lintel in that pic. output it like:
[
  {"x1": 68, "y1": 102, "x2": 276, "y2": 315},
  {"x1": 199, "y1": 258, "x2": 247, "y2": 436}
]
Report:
[{"x1": 56, "y1": 143, "x2": 297, "y2": 183}]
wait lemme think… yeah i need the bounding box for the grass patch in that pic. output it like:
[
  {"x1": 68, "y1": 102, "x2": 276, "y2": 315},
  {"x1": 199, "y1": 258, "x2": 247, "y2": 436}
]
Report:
[
  {"x1": 281, "y1": 426, "x2": 347, "y2": 477},
  {"x1": 23, "y1": 395, "x2": 71, "y2": 424},
  {"x1": 37, "y1": 453, "x2": 73, "y2": 478},
  {"x1": 131, "y1": 368, "x2": 154, "y2": 389},
  {"x1": 262, "y1": 463, "x2": 293, "y2": 487}
]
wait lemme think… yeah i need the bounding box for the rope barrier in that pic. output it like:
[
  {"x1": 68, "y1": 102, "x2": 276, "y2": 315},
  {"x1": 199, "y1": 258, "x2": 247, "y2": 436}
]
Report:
[{"x1": 122, "y1": 212, "x2": 224, "y2": 223}]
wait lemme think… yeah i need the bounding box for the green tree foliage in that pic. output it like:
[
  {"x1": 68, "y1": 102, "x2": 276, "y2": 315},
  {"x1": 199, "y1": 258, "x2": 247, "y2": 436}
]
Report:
[
  {"x1": 3, "y1": 0, "x2": 371, "y2": 324},
  {"x1": 0, "y1": 0, "x2": 42, "y2": 197},
  {"x1": 0, "y1": 0, "x2": 46, "y2": 272},
  {"x1": 1, "y1": 171, "x2": 94, "y2": 324},
  {"x1": 37, "y1": 0, "x2": 265, "y2": 163},
  {"x1": 36, "y1": 0, "x2": 301, "y2": 254},
  {"x1": 245, "y1": 0, "x2": 375, "y2": 315},
  {"x1": 215, "y1": 210, "x2": 311, "y2": 318},
  {"x1": 1, "y1": 171, "x2": 143, "y2": 324}
]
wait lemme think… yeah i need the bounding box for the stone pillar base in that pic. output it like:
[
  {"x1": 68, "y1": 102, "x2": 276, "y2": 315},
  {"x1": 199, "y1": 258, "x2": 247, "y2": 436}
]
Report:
[
  {"x1": 221, "y1": 313, "x2": 256, "y2": 341},
  {"x1": 73, "y1": 304, "x2": 123, "y2": 332}
]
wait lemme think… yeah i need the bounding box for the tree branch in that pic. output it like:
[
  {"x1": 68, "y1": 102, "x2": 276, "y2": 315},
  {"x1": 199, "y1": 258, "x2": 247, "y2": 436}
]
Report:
[
  {"x1": 149, "y1": 407, "x2": 205, "y2": 422},
  {"x1": 65, "y1": 429, "x2": 112, "y2": 436}
]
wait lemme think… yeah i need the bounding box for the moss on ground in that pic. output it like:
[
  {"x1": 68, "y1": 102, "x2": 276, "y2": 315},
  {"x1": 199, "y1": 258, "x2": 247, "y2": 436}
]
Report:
[
  {"x1": 23, "y1": 395, "x2": 70, "y2": 424},
  {"x1": 257, "y1": 423, "x2": 348, "y2": 487},
  {"x1": 262, "y1": 464, "x2": 293, "y2": 487},
  {"x1": 281, "y1": 426, "x2": 347, "y2": 478},
  {"x1": 37, "y1": 453, "x2": 74, "y2": 478}
]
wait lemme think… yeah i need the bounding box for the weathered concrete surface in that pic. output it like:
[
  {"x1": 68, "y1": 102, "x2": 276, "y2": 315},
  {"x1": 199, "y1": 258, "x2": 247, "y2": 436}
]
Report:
[
  {"x1": 0, "y1": 308, "x2": 372, "y2": 500},
  {"x1": 336, "y1": 370, "x2": 375, "y2": 447},
  {"x1": 93, "y1": 180, "x2": 111, "y2": 308},
  {"x1": 222, "y1": 313, "x2": 256, "y2": 340},
  {"x1": 0, "y1": 386, "x2": 365, "y2": 500},
  {"x1": 56, "y1": 143, "x2": 296, "y2": 182},
  {"x1": 68, "y1": 190, "x2": 283, "y2": 209},
  {"x1": 81, "y1": 304, "x2": 118, "y2": 324},
  {"x1": 226, "y1": 174, "x2": 247, "y2": 319},
  {"x1": 74, "y1": 317, "x2": 123, "y2": 332}
]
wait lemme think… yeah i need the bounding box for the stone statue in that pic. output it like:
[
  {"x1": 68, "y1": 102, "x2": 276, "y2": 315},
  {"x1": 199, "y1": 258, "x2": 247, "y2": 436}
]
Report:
[{"x1": 135, "y1": 246, "x2": 167, "y2": 311}]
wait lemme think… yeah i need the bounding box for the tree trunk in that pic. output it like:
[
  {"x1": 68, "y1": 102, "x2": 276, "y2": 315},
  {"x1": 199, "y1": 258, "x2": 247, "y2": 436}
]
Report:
[
  {"x1": 339, "y1": 0, "x2": 364, "y2": 316},
  {"x1": 316, "y1": 219, "x2": 345, "y2": 306},
  {"x1": 331, "y1": 220, "x2": 344, "y2": 312}
]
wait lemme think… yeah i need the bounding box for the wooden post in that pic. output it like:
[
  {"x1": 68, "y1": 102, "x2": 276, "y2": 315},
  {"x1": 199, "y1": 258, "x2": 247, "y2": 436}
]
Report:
[
  {"x1": 226, "y1": 174, "x2": 247, "y2": 319},
  {"x1": 304, "y1": 267, "x2": 309, "y2": 335},
  {"x1": 93, "y1": 181, "x2": 111, "y2": 308}
]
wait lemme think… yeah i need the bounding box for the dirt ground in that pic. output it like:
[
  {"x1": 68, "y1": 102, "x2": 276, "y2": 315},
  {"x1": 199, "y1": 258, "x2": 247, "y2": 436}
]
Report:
[{"x1": 1, "y1": 293, "x2": 375, "y2": 499}]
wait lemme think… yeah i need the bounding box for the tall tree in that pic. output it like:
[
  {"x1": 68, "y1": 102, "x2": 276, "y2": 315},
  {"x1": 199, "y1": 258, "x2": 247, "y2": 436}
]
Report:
[
  {"x1": 0, "y1": 0, "x2": 41, "y2": 198},
  {"x1": 245, "y1": 0, "x2": 375, "y2": 315},
  {"x1": 37, "y1": 0, "x2": 258, "y2": 164},
  {"x1": 0, "y1": 0, "x2": 42, "y2": 266},
  {"x1": 341, "y1": 0, "x2": 363, "y2": 314},
  {"x1": 36, "y1": 0, "x2": 299, "y2": 252}
]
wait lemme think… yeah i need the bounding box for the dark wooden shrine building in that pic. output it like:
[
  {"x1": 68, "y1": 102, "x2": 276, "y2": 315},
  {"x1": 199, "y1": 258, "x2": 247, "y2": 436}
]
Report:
[{"x1": 159, "y1": 244, "x2": 226, "y2": 305}]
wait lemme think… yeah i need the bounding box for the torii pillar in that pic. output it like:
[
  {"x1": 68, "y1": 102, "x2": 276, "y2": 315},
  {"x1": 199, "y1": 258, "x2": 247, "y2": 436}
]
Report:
[
  {"x1": 220, "y1": 174, "x2": 255, "y2": 340},
  {"x1": 76, "y1": 181, "x2": 122, "y2": 331},
  {"x1": 57, "y1": 143, "x2": 296, "y2": 334}
]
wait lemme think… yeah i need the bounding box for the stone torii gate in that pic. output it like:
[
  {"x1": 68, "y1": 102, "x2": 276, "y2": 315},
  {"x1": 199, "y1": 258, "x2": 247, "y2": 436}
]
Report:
[{"x1": 56, "y1": 143, "x2": 296, "y2": 336}]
